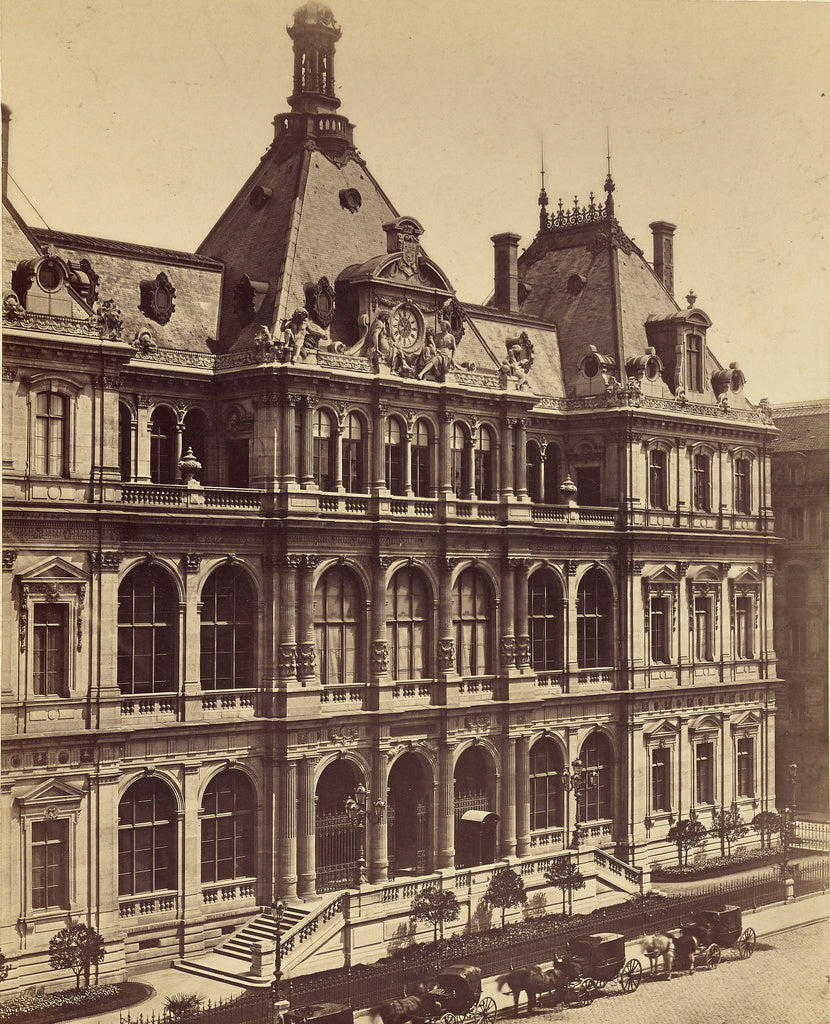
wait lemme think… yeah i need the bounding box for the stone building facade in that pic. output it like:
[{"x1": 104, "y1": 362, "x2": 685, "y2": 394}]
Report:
[{"x1": 1, "y1": 3, "x2": 781, "y2": 991}]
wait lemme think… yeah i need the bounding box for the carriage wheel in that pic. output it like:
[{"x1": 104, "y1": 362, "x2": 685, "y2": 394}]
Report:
[
  {"x1": 439, "y1": 1013, "x2": 457, "y2": 1024},
  {"x1": 476, "y1": 996, "x2": 497, "y2": 1024},
  {"x1": 737, "y1": 928, "x2": 756, "y2": 959},
  {"x1": 567, "y1": 980, "x2": 596, "y2": 1007},
  {"x1": 704, "y1": 944, "x2": 721, "y2": 969},
  {"x1": 619, "y1": 959, "x2": 642, "y2": 993}
]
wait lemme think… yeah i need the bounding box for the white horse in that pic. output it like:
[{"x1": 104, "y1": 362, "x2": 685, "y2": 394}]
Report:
[{"x1": 636, "y1": 932, "x2": 698, "y2": 980}]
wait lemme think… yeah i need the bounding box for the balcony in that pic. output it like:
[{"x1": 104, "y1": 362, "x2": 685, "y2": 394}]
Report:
[
  {"x1": 119, "y1": 891, "x2": 178, "y2": 920},
  {"x1": 122, "y1": 482, "x2": 264, "y2": 510}
]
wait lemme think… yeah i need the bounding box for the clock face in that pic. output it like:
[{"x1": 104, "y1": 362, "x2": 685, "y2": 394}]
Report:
[{"x1": 390, "y1": 305, "x2": 419, "y2": 347}]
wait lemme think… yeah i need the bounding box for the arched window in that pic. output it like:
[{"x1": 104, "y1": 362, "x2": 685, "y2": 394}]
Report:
[
  {"x1": 385, "y1": 417, "x2": 404, "y2": 495},
  {"x1": 734, "y1": 457, "x2": 751, "y2": 514},
  {"x1": 341, "y1": 413, "x2": 365, "y2": 493},
  {"x1": 528, "y1": 569, "x2": 562, "y2": 671},
  {"x1": 150, "y1": 407, "x2": 177, "y2": 484},
  {"x1": 579, "y1": 733, "x2": 613, "y2": 821},
  {"x1": 119, "y1": 403, "x2": 132, "y2": 482},
  {"x1": 475, "y1": 426, "x2": 495, "y2": 500},
  {"x1": 649, "y1": 449, "x2": 668, "y2": 510},
  {"x1": 686, "y1": 334, "x2": 704, "y2": 391},
  {"x1": 451, "y1": 423, "x2": 469, "y2": 497},
  {"x1": 182, "y1": 408, "x2": 209, "y2": 480},
  {"x1": 313, "y1": 409, "x2": 334, "y2": 490},
  {"x1": 544, "y1": 446, "x2": 560, "y2": 503},
  {"x1": 526, "y1": 443, "x2": 542, "y2": 503},
  {"x1": 529, "y1": 738, "x2": 564, "y2": 831},
  {"x1": 118, "y1": 778, "x2": 176, "y2": 896},
  {"x1": 314, "y1": 566, "x2": 361, "y2": 686},
  {"x1": 576, "y1": 569, "x2": 611, "y2": 668},
  {"x1": 693, "y1": 453, "x2": 712, "y2": 512},
  {"x1": 386, "y1": 568, "x2": 430, "y2": 680},
  {"x1": 118, "y1": 565, "x2": 177, "y2": 694},
  {"x1": 411, "y1": 419, "x2": 431, "y2": 498},
  {"x1": 201, "y1": 770, "x2": 254, "y2": 884},
  {"x1": 35, "y1": 391, "x2": 68, "y2": 476},
  {"x1": 453, "y1": 568, "x2": 492, "y2": 675},
  {"x1": 200, "y1": 566, "x2": 254, "y2": 690}
]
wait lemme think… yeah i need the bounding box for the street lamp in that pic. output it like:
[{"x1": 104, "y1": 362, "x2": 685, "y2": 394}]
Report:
[
  {"x1": 345, "y1": 784, "x2": 385, "y2": 885},
  {"x1": 271, "y1": 896, "x2": 285, "y2": 1001},
  {"x1": 787, "y1": 762, "x2": 799, "y2": 810},
  {"x1": 561, "y1": 758, "x2": 599, "y2": 849}
]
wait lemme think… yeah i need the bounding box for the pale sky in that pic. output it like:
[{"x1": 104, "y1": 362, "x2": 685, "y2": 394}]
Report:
[{"x1": 2, "y1": 0, "x2": 827, "y2": 405}]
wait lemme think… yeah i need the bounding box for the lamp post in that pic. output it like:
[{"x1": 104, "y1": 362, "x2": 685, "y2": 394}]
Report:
[
  {"x1": 787, "y1": 762, "x2": 799, "y2": 810},
  {"x1": 345, "y1": 784, "x2": 385, "y2": 886},
  {"x1": 271, "y1": 896, "x2": 285, "y2": 1002},
  {"x1": 561, "y1": 758, "x2": 598, "y2": 849}
]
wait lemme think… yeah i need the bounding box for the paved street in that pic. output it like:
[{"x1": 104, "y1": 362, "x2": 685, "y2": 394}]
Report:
[{"x1": 525, "y1": 920, "x2": 829, "y2": 1024}]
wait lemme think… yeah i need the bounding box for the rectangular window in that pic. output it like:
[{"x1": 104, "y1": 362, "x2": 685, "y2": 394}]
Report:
[
  {"x1": 737, "y1": 737, "x2": 754, "y2": 798},
  {"x1": 650, "y1": 597, "x2": 670, "y2": 663},
  {"x1": 33, "y1": 604, "x2": 68, "y2": 696},
  {"x1": 788, "y1": 507, "x2": 804, "y2": 540},
  {"x1": 651, "y1": 748, "x2": 671, "y2": 812},
  {"x1": 342, "y1": 439, "x2": 364, "y2": 493},
  {"x1": 32, "y1": 819, "x2": 69, "y2": 910},
  {"x1": 734, "y1": 458, "x2": 751, "y2": 514},
  {"x1": 693, "y1": 454, "x2": 711, "y2": 512},
  {"x1": 695, "y1": 742, "x2": 714, "y2": 804},
  {"x1": 575, "y1": 465, "x2": 601, "y2": 506},
  {"x1": 686, "y1": 334, "x2": 703, "y2": 391},
  {"x1": 35, "y1": 392, "x2": 68, "y2": 476},
  {"x1": 226, "y1": 439, "x2": 250, "y2": 489},
  {"x1": 411, "y1": 442, "x2": 429, "y2": 497},
  {"x1": 735, "y1": 595, "x2": 753, "y2": 659},
  {"x1": 649, "y1": 450, "x2": 668, "y2": 510},
  {"x1": 694, "y1": 596, "x2": 713, "y2": 662}
]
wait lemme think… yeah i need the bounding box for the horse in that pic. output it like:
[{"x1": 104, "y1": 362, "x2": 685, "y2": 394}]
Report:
[
  {"x1": 496, "y1": 963, "x2": 576, "y2": 1015},
  {"x1": 364, "y1": 992, "x2": 441, "y2": 1024},
  {"x1": 636, "y1": 932, "x2": 698, "y2": 980}
]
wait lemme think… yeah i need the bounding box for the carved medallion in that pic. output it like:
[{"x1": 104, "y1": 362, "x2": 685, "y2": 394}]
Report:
[
  {"x1": 305, "y1": 276, "x2": 336, "y2": 328},
  {"x1": 139, "y1": 272, "x2": 176, "y2": 326}
]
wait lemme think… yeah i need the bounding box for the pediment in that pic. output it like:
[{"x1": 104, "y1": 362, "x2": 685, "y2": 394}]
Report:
[
  {"x1": 644, "y1": 718, "x2": 679, "y2": 739},
  {"x1": 733, "y1": 568, "x2": 761, "y2": 585},
  {"x1": 18, "y1": 556, "x2": 88, "y2": 583},
  {"x1": 14, "y1": 778, "x2": 86, "y2": 810},
  {"x1": 732, "y1": 710, "x2": 762, "y2": 731},
  {"x1": 646, "y1": 565, "x2": 678, "y2": 583},
  {"x1": 688, "y1": 714, "x2": 721, "y2": 733}
]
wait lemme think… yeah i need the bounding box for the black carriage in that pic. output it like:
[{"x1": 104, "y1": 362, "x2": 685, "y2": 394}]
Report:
[
  {"x1": 679, "y1": 903, "x2": 756, "y2": 969},
  {"x1": 560, "y1": 932, "x2": 642, "y2": 1003},
  {"x1": 418, "y1": 964, "x2": 497, "y2": 1024}
]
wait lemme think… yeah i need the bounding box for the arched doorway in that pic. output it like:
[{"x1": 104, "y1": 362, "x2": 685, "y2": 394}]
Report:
[
  {"x1": 387, "y1": 753, "x2": 431, "y2": 878},
  {"x1": 454, "y1": 745, "x2": 498, "y2": 868},
  {"x1": 315, "y1": 759, "x2": 362, "y2": 892}
]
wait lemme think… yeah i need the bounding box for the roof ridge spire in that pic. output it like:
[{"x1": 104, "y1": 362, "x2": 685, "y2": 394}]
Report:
[
  {"x1": 604, "y1": 126, "x2": 615, "y2": 217},
  {"x1": 538, "y1": 137, "x2": 549, "y2": 230}
]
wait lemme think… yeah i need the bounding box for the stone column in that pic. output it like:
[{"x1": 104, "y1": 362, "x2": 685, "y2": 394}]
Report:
[
  {"x1": 95, "y1": 770, "x2": 123, "y2": 933},
  {"x1": 564, "y1": 562, "x2": 579, "y2": 684},
  {"x1": 438, "y1": 413, "x2": 452, "y2": 497},
  {"x1": 465, "y1": 426, "x2": 476, "y2": 500},
  {"x1": 174, "y1": 421, "x2": 185, "y2": 469},
  {"x1": 515, "y1": 734, "x2": 531, "y2": 856},
  {"x1": 500, "y1": 418, "x2": 515, "y2": 500},
  {"x1": 182, "y1": 555, "x2": 204, "y2": 718},
  {"x1": 281, "y1": 394, "x2": 300, "y2": 487},
  {"x1": 277, "y1": 759, "x2": 299, "y2": 899},
  {"x1": 333, "y1": 420, "x2": 344, "y2": 491},
  {"x1": 296, "y1": 555, "x2": 318, "y2": 685},
  {"x1": 137, "y1": 397, "x2": 152, "y2": 481},
  {"x1": 368, "y1": 751, "x2": 389, "y2": 883},
  {"x1": 300, "y1": 397, "x2": 316, "y2": 489},
  {"x1": 278, "y1": 556, "x2": 301, "y2": 687},
  {"x1": 403, "y1": 426, "x2": 413, "y2": 497},
  {"x1": 500, "y1": 559, "x2": 516, "y2": 672},
  {"x1": 500, "y1": 735, "x2": 517, "y2": 857},
  {"x1": 437, "y1": 558, "x2": 456, "y2": 691},
  {"x1": 514, "y1": 418, "x2": 528, "y2": 499},
  {"x1": 373, "y1": 405, "x2": 387, "y2": 493},
  {"x1": 370, "y1": 558, "x2": 390, "y2": 709},
  {"x1": 437, "y1": 740, "x2": 455, "y2": 869},
  {"x1": 513, "y1": 559, "x2": 530, "y2": 669},
  {"x1": 297, "y1": 757, "x2": 318, "y2": 899},
  {"x1": 181, "y1": 765, "x2": 203, "y2": 956},
  {"x1": 89, "y1": 551, "x2": 123, "y2": 727}
]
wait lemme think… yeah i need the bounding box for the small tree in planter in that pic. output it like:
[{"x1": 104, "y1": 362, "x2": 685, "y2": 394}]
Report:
[
  {"x1": 480, "y1": 867, "x2": 527, "y2": 930},
  {"x1": 49, "y1": 923, "x2": 106, "y2": 989},
  {"x1": 666, "y1": 815, "x2": 708, "y2": 867},
  {"x1": 409, "y1": 886, "x2": 460, "y2": 948},
  {"x1": 544, "y1": 857, "x2": 585, "y2": 915},
  {"x1": 710, "y1": 806, "x2": 749, "y2": 857},
  {"x1": 164, "y1": 993, "x2": 205, "y2": 1019},
  {"x1": 751, "y1": 810, "x2": 781, "y2": 850}
]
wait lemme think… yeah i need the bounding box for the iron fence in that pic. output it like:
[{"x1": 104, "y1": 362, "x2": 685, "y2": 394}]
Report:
[{"x1": 120, "y1": 988, "x2": 273, "y2": 1024}]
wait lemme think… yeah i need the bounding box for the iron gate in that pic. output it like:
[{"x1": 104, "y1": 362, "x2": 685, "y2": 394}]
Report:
[{"x1": 316, "y1": 811, "x2": 359, "y2": 892}]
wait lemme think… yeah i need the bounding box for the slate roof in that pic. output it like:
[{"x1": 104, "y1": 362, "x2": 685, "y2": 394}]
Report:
[{"x1": 770, "y1": 400, "x2": 829, "y2": 452}]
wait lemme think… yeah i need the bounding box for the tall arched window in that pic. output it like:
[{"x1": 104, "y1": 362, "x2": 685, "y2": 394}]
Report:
[
  {"x1": 118, "y1": 566, "x2": 177, "y2": 694},
  {"x1": 201, "y1": 770, "x2": 254, "y2": 884},
  {"x1": 529, "y1": 737, "x2": 564, "y2": 831},
  {"x1": 118, "y1": 778, "x2": 176, "y2": 896},
  {"x1": 150, "y1": 407, "x2": 177, "y2": 484},
  {"x1": 341, "y1": 413, "x2": 365, "y2": 493},
  {"x1": 35, "y1": 391, "x2": 68, "y2": 476},
  {"x1": 475, "y1": 426, "x2": 495, "y2": 500},
  {"x1": 119, "y1": 403, "x2": 133, "y2": 482},
  {"x1": 579, "y1": 733, "x2": 613, "y2": 821},
  {"x1": 544, "y1": 446, "x2": 560, "y2": 503},
  {"x1": 453, "y1": 568, "x2": 492, "y2": 675},
  {"x1": 649, "y1": 449, "x2": 668, "y2": 510},
  {"x1": 576, "y1": 569, "x2": 611, "y2": 668},
  {"x1": 528, "y1": 569, "x2": 562, "y2": 671},
  {"x1": 385, "y1": 417, "x2": 404, "y2": 495},
  {"x1": 200, "y1": 566, "x2": 254, "y2": 690},
  {"x1": 313, "y1": 409, "x2": 334, "y2": 490},
  {"x1": 526, "y1": 443, "x2": 542, "y2": 503},
  {"x1": 386, "y1": 568, "x2": 430, "y2": 680},
  {"x1": 451, "y1": 423, "x2": 469, "y2": 497},
  {"x1": 411, "y1": 419, "x2": 431, "y2": 498},
  {"x1": 314, "y1": 566, "x2": 361, "y2": 686},
  {"x1": 182, "y1": 408, "x2": 209, "y2": 480}
]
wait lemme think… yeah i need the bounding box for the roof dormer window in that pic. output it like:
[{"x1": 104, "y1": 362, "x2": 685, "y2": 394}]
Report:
[{"x1": 686, "y1": 333, "x2": 704, "y2": 391}]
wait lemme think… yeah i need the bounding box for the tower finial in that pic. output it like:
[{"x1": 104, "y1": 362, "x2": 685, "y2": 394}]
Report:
[
  {"x1": 604, "y1": 126, "x2": 615, "y2": 218},
  {"x1": 538, "y1": 136, "x2": 549, "y2": 230}
]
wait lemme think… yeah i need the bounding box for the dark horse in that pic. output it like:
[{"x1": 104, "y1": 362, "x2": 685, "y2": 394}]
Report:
[{"x1": 496, "y1": 962, "x2": 579, "y2": 1015}]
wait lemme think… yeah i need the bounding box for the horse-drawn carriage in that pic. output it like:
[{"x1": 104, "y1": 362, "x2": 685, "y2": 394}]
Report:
[
  {"x1": 562, "y1": 932, "x2": 643, "y2": 1001},
  {"x1": 677, "y1": 904, "x2": 756, "y2": 969},
  {"x1": 372, "y1": 964, "x2": 496, "y2": 1024}
]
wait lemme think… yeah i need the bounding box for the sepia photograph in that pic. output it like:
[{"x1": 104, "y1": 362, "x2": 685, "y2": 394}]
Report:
[{"x1": 1, "y1": 2, "x2": 827, "y2": 1022}]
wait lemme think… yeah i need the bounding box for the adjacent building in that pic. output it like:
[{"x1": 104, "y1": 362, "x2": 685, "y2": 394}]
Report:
[{"x1": 2, "y1": 2, "x2": 782, "y2": 991}]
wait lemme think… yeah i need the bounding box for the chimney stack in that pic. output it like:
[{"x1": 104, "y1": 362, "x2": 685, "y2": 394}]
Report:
[
  {"x1": 491, "y1": 232, "x2": 521, "y2": 313},
  {"x1": 2, "y1": 105, "x2": 10, "y2": 200},
  {"x1": 649, "y1": 221, "x2": 676, "y2": 297}
]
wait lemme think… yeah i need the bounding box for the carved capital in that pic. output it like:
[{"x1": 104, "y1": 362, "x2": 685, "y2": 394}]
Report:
[
  {"x1": 438, "y1": 638, "x2": 455, "y2": 671},
  {"x1": 296, "y1": 642, "x2": 316, "y2": 679},
  {"x1": 564, "y1": 559, "x2": 579, "y2": 576},
  {"x1": 515, "y1": 636, "x2": 531, "y2": 667},
  {"x1": 378, "y1": 555, "x2": 396, "y2": 570},
  {"x1": 282, "y1": 555, "x2": 303, "y2": 571},
  {"x1": 278, "y1": 644, "x2": 297, "y2": 677},
  {"x1": 302, "y1": 554, "x2": 320, "y2": 571},
  {"x1": 136, "y1": 393, "x2": 151, "y2": 408},
  {"x1": 2, "y1": 365, "x2": 17, "y2": 382},
  {"x1": 3, "y1": 549, "x2": 18, "y2": 572},
  {"x1": 676, "y1": 561, "x2": 690, "y2": 575},
  {"x1": 372, "y1": 640, "x2": 389, "y2": 674},
  {"x1": 499, "y1": 636, "x2": 516, "y2": 666},
  {"x1": 89, "y1": 550, "x2": 122, "y2": 573},
  {"x1": 442, "y1": 556, "x2": 458, "y2": 572},
  {"x1": 184, "y1": 553, "x2": 202, "y2": 573}
]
